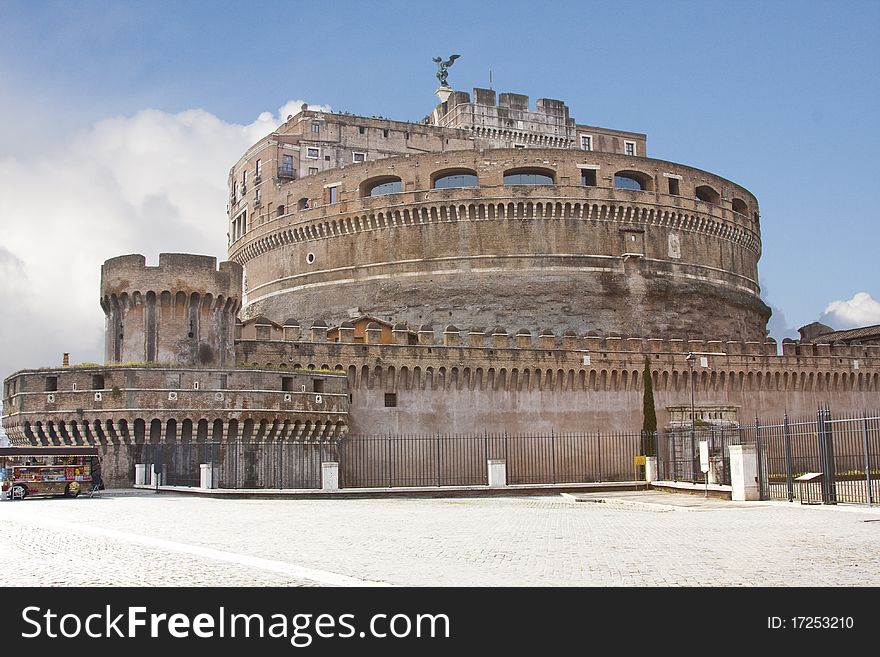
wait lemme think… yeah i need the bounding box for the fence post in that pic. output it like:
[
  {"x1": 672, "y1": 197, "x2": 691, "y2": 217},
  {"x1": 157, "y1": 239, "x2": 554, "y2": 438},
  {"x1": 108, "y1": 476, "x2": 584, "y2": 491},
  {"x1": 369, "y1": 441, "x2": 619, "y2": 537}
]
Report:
[
  {"x1": 387, "y1": 434, "x2": 392, "y2": 488},
  {"x1": 755, "y1": 414, "x2": 766, "y2": 501},
  {"x1": 823, "y1": 407, "x2": 837, "y2": 505},
  {"x1": 597, "y1": 430, "x2": 603, "y2": 482},
  {"x1": 484, "y1": 430, "x2": 489, "y2": 484},
  {"x1": 436, "y1": 433, "x2": 441, "y2": 487},
  {"x1": 863, "y1": 412, "x2": 873, "y2": 506},
  {"x1": 783, "y1": 413, "x2": 793, "y2": 502},
  {"x1": 551, "y1": 429, "x2": 557, "y2": 484}
]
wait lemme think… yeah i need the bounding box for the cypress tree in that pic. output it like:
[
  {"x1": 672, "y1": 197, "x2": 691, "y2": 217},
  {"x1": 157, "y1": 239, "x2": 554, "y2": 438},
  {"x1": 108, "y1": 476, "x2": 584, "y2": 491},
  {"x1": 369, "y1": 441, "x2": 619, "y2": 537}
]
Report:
[{"x1": 641, "y1": 356, "x2": 657, "y2": 456}]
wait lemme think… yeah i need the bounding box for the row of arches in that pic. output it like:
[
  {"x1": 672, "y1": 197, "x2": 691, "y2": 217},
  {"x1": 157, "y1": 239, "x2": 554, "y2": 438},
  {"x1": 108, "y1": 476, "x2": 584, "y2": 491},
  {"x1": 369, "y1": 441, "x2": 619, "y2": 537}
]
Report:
[
  {"x1": 232, "y1": 199, "x2": 761, "y2": 267},
  {"x1": 245, "y1": 361, "x2": 880, "y2": 394},
  {"x1": 19, "y1": 416, "x2": 348, "y2": 446},
  {"x1": 470, "y1": 125, "x2": 572, "y2": 148},
  {"x1": 340, "y1": 169, "x2": 752, "y2": 217},
  {"x1": 101, "y1": 291, "x2": 239, "y2": 316}
]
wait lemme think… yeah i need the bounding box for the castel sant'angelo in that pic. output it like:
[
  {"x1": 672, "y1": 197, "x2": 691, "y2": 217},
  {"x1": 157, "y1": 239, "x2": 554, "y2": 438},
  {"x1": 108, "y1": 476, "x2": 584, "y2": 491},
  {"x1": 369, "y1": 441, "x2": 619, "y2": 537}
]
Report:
[{"x1": 3, "y1": 62, "x2": 878, "y2": 484}]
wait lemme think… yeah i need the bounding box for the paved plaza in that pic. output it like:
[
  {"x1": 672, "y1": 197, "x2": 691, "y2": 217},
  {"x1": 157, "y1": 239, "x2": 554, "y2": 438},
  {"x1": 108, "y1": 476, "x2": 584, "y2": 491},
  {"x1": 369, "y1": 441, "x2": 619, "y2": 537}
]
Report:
[{"x1": 1, "y1": 490, "x2": 879, "y2": 586}]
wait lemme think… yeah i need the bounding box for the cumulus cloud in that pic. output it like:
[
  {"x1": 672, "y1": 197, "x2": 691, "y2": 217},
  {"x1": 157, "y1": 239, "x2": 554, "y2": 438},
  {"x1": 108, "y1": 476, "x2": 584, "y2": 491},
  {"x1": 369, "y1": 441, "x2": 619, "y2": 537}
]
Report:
[
  {"x1": 0, "y1": 99, "x2": 329, "y2": 379},
  {"x1": 820, "y1": 292, "x2": 880, "y2": 329}
]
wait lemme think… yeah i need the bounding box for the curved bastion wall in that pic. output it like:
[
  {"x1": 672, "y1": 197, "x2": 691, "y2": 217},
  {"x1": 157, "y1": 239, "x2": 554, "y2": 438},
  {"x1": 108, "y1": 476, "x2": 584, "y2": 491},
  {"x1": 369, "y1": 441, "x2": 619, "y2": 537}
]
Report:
[
  {"x1": 229, "y1": 148, "x2": 769, "y2": 341},
  {"x1": 100, "y1": 253, "x2": 243, "y2": 367},
  {"x1": 1, "y1": 366, "x2": 350, "y2": 486}
]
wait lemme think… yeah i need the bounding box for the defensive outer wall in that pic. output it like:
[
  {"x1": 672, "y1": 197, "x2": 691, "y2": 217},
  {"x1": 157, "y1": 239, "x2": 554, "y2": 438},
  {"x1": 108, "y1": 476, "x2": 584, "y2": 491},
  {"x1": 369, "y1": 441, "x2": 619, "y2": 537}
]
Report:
[
  {"x1": 231, "y1": 147, "x2": 768, "y2": 341},
  {"x1": 238, "y1": 322, "x2": 880, "y2": 435},
  {"x1": 2, "y1": 367, "x2": 349, "y2": 487}
]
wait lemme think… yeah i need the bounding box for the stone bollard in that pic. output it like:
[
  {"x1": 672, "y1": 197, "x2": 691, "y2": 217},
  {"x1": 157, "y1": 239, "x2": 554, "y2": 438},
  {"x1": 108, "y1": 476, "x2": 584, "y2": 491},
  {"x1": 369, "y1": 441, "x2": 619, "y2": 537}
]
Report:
[
  {"x1": 487, "y1": 459, "x2": 507, "y2": 488},
  {"x1": 321, "y1": 461, "x2": 339, "y2": 491},
  {"x1": 644, "y1": 457, "x2": 657, "y2": 483},
  {"x1": 728, "y1": 444, "x2": 760, "y2": 501},
  {"x1": 199, "y1": 463, "x2": 218, "y2": 489},
  {"x1": 149, "y1": 466, "x2": 163, "y2": 487}
]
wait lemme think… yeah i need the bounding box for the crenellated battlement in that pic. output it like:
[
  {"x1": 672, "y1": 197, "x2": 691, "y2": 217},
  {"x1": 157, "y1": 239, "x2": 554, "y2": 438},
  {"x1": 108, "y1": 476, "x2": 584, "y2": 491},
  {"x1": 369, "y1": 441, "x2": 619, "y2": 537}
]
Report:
[
  {"x1": 235, "y1": 320, "x2": 880, "y2": 362},
  {"x1": 101, "y1": 253, "x2": 242, "y2": 299}
]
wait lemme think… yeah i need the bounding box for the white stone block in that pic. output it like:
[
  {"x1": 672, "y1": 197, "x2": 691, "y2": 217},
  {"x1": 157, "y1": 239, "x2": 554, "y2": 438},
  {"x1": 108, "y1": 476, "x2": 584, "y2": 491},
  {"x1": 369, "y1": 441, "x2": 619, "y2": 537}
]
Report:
[
  {"x1": 322, "y1": 461, "x2": 339, "y2": 491},
  {"x1": 728, "y1": 444, "x2": 760, "y2": 501},
  {"x1": 488, "y1": 459, "x2": 507, "y2": 488},
  {"x1": 199, "y1": 463, "x2": 218, "y2": 489},
  {"x1": 645, "y1": 457, "x2": 657, "y2": 483}
]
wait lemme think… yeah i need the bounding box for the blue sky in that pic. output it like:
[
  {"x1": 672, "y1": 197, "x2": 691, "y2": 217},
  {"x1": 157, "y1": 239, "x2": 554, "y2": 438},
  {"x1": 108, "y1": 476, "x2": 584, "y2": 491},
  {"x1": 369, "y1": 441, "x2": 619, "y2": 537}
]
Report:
[{"x1": 0, "y1": 0, "x2": 878, "y2": 383}]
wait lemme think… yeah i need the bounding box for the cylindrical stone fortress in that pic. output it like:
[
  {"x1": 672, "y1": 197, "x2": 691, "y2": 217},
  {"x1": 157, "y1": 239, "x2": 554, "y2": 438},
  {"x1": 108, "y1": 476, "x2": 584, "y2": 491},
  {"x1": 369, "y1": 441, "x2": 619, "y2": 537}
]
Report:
[{"x1": 230, "y1": 145, "x2": 769, "y2": 340}]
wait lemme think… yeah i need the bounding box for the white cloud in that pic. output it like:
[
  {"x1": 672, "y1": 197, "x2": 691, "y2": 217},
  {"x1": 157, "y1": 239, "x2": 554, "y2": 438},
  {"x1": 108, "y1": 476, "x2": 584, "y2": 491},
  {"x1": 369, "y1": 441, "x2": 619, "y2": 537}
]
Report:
[
  {"x1": 0, "y1": 100, "x2": 329, "y2": 379},
  {"x1": 820, "y1": 292, "x2": 880, "y2": 329}
]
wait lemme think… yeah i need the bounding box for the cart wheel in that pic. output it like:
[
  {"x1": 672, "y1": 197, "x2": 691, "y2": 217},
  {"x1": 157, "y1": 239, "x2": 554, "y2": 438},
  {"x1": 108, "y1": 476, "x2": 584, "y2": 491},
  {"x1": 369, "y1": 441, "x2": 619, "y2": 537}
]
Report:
[
  {"x1": 11, "y1": 484, "x2": 28, "y2": 500},
  {"x1": 65, "y1": 482, "x2": 81, "y2": 498}
]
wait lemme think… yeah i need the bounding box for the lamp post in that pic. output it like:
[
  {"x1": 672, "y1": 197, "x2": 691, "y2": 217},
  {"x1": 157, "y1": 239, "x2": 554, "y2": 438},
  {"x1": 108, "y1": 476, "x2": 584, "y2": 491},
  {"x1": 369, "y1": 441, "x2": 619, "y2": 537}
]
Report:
[{"x1": 686, "y1": 352, "x2": 697, "y2": 480}]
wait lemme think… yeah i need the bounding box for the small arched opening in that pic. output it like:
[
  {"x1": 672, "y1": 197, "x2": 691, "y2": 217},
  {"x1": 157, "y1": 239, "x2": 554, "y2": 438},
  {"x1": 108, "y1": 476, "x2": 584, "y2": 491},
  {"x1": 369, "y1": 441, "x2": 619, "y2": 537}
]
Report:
[
  {"x1": 503, "y1": 167, "x2": 555, "y2": 186},
  {"x1": 360, "y1": 176, "x2": 403, "y2": 198},
  {"x1": 695, "y1": 185, "x2": 721, "y2": 205},
  {"x1": 613, "y1": 170, "x2": 653, "y2": 191},
  {"x1": 431, "y1": 168, "x2": 479, "y2": 189}
]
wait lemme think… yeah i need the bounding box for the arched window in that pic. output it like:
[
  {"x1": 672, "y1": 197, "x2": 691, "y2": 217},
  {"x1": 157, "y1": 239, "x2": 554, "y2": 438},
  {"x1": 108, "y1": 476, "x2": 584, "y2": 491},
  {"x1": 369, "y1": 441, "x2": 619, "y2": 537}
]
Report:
[
  {"x1": 360, "y1": 176, "x2": 403, "y2": 197},
  {"x1": 297, "y1": 197, "x2": 309, "y2": 210},
  {"x1": 432, "y1": 169, "x2": 478, "y2": 189},
  {"x1": 695, "y1": 185, "x2": 721, "y2": 205},
  {"x1": 731, "y1": 198, "x2": 748, "y2": 215},
  {"x1": 503, "y1": 168, "x2": 555, "y2": 185},
  {"x1": 613, "y1": 170, "x2": 652, "y2": 191}
]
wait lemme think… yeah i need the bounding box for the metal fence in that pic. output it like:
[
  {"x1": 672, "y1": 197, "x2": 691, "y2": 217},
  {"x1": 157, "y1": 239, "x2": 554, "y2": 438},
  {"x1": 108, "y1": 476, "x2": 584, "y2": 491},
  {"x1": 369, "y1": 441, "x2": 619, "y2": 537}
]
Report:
[
  {"x1": 656, "y1": 407, "x2": 879, "y2": 505},
  {"x1": 340, "y1": 432, "x2": 641, "y2": 488},
  {"x1": 655, "y1": 427, "x2": 744, "y2": 485},
  {"x1": 757, "y1": 409, "x2": 878, "y2": 505},
  {"x1": 141, "y1": 431, "x2": 642, "y2": 490},
  {"x1": 143, "y1": 442, "x2": 338, "y2": 490}
]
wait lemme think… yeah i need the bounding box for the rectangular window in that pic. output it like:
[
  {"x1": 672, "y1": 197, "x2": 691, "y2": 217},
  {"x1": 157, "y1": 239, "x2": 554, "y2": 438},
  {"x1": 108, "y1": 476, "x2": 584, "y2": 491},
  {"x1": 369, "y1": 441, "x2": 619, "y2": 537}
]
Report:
[
  {"x1": 311, "y1": 123, "x2": 320, "y2": 133},
  {"x1": 353, "y1": 152, "x2": 366, "y2": 163},
  {"x1": 254, "y1": 189, "x2": 262, "y2": 206},
  {"x1": 582, "y1": 169, "x2": 597, "y2": 186},
  {"x1": 313, "y1": 379, "x2": 325, "y2": 393},
  {"x1": 91, "y1": 374, "x2": 105, "y2": 390},
  {"x1": 308, "y1": 167, "x2": 318, "y2": 175},
  {"x1": 624, "y1": 141, "x2": 636, "y2": 156},
  {"x1": 514, "y1": 144, "x2": 526, "y2": 149},
  {"x1": 358, "y1": 126, "x2": 365, "y2": 135},
  {"x1": 45, "y1": 376, "x2": 58, "y2": 392},
  {"x1": 306, "y1": 147, "x2": 319, "y2": 159},
  {"x1": 328, "y1": 186, "x2": 338, "y2": 203},
  {"x1": 382, "y1": 129, "x2": 389, "y2": 138},
  {"x1": 220, "y1": 374, "x2": 227, "y2": 389},
  {"x1": 668, "y1": 177, "x2": 680, "y2": 195},
  {"x1": 241, "y1": 170, "x2": 247, "y2": 185},
  {"x1": 282, "y1": 376, "x2": 293, "y2": 392},
  {"x1": 276, "y1": 204, "x2": 285, "y2": 217},
  {"x1": 255, "y1": 159, "x2": 262, "y2": 179},
  {"x1": 580, "y1": 134, "x2": 593, "y2": 151},
  {"x1": 384, "y1": 392, "x2": 397, "y2": 407}
]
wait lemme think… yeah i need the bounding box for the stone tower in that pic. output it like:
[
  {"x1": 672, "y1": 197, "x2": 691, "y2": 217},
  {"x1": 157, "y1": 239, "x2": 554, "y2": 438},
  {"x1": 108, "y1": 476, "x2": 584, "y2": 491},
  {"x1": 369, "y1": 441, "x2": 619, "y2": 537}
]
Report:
[{"x1": 100, "y1": 253, "x2": 243, "y2": 367}]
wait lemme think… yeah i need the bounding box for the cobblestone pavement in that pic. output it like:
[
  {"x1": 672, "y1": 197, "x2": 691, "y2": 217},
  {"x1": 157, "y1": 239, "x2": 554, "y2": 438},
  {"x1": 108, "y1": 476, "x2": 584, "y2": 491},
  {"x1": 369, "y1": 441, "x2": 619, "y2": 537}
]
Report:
[{"x1": 1, "y1": 491, "x2": 879, "y2": 586}]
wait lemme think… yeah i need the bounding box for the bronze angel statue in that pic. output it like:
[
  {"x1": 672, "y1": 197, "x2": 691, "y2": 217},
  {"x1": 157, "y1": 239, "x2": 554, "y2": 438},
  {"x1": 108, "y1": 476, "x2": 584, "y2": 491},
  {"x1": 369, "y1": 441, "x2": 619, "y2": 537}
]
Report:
[{"x1": 433, "y1": 54, "x2": 460, "y2": 87}]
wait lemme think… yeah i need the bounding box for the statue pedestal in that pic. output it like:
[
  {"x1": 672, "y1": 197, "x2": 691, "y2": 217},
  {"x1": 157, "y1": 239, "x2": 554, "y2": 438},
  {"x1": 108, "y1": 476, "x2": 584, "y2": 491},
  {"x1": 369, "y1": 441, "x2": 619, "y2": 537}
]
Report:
[{"x1": 435, "y1": 86, "x2": 453, "y2": 103}]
